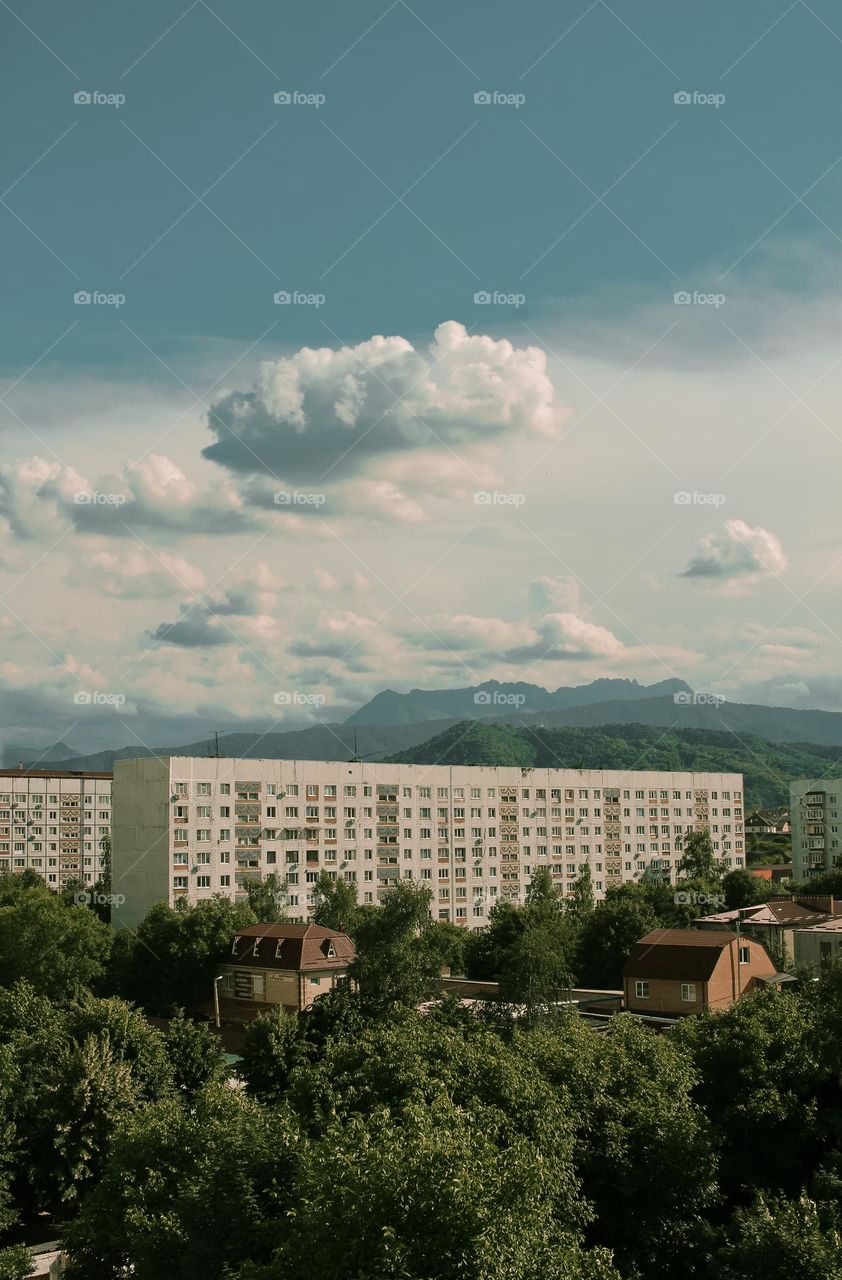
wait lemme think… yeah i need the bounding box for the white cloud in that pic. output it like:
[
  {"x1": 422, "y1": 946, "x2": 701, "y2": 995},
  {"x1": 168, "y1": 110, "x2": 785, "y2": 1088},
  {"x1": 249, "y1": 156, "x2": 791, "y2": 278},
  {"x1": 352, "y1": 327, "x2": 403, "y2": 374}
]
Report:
[
  {"x1": 0, "y1": 454, "x2": 257, "y2": 543},
  {"x1": 204, "y1": 321, "x2": 570, "y2": 482},
  {"x1": 681, "y1": 519, "x2": 787, "y2": 585},
  {"x1": 528, "y1": 575, "x2": 582, "y2": 613},
  {"x1": 71, "y1": 547, "x2": 206, "y2": 599}
]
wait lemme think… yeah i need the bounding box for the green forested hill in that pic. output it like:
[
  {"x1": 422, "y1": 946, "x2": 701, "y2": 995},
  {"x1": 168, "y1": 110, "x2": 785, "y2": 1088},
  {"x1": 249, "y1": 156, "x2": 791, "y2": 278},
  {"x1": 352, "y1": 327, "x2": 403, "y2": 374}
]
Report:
[{"x1": 388, "y1": 720, "x2": 841, "y2": 809}]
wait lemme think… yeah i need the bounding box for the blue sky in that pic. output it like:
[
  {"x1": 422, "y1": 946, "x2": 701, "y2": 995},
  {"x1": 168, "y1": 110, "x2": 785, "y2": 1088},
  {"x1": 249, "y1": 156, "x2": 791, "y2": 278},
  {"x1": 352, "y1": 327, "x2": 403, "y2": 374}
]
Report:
[{"x1": 3, "y1": 0, "x2": 842, "y2": 755}]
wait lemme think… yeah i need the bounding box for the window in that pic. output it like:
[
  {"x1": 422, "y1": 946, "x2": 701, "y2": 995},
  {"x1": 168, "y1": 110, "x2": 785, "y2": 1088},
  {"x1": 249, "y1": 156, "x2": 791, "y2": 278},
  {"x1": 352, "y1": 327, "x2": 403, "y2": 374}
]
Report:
[
  {"x1": 739, "y1": 946, "x2": 750, "y2": 965},
  {"x1": 680, "y1": 983, "x2": 696, "y2": 1002},
  {"x1": 635, "y1": 980, "x2": 650, "y2": 999}
]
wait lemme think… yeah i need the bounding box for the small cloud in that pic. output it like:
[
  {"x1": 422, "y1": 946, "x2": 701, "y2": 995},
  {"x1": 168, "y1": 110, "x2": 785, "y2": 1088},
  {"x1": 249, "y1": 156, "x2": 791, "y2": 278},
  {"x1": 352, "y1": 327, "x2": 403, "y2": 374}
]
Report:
[
  {"x1": 71, "y1": 547, "x2": 206, "y2": 599},
  {"x1": 681, "y1": 519, "x2": 787, "y2": 585}
]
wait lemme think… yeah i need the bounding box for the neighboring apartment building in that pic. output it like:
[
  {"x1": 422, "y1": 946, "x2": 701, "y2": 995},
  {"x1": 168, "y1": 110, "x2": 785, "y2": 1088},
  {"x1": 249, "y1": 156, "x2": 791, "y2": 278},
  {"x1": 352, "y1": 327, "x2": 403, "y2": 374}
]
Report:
[
  {"x1": 112, "y1": 757, "x2": 745, "y2": 929},
  {"x1": 0, "y1": 768, "x2": 111, "y2": 890},
  {"x1": 790, "y1": 780, "x2": 842, "y2": 881},
  {"x1": 624, "y1": 928, "x2": 778, "y2": 1018},
  {"x1": 215, "y1": 922, "x2": 355, "y2": 1018}
]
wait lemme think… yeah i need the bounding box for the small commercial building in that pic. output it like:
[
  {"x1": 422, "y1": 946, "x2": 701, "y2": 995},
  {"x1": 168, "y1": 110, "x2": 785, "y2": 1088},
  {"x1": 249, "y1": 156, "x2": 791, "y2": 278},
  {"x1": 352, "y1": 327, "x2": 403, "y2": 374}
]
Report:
[
  {"x1": 624, "y1": 928, "x2": 779, "y2": 1018},
  {"x1": 217, "y1": 923, "x2": 355, "y2": 1019},
  {"x1": 792, "y1": 917, "x2": 842, "y2": 973}
]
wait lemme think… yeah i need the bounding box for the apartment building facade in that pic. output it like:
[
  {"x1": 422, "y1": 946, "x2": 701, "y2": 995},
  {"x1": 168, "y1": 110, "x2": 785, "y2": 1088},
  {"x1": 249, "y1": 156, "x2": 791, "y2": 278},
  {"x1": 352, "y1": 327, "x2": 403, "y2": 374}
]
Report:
[
  {"x1": 0, "y1": 768, "x2": 112, "y2": 890},
  {"x1": 112, "y1": 757, "x2": 745, "y2": 929},
  {"x1": 790, "y1": 779, "x2": 842, "y2": 881}
]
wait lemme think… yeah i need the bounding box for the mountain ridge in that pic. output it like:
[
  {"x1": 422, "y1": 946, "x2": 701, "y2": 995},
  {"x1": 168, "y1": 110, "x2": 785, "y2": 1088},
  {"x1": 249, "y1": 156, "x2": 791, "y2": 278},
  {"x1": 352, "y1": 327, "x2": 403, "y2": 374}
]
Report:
[{"x1": 343, "y1": 677, "x2": 692, "y2": 725}]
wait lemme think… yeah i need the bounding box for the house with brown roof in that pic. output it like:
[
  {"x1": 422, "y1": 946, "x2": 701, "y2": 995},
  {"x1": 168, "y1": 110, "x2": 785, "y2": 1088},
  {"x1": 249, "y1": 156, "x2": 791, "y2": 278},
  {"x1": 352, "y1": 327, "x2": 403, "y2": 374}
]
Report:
[
  {"x1": 216, "y1": 923, "x2": 355, "y2": 1020},
  {"x1": 623, "y1": 928, "x2": 779, "y2": 1018},
  {"x1": 745, "y1": 809, "x2": 790, "y2": 836}
]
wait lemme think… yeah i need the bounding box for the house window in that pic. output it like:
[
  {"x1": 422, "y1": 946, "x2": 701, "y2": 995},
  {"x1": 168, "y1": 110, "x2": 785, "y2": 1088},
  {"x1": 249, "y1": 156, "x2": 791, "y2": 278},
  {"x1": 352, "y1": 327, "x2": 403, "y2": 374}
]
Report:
[
  {"x1": 739, "y1": 946, "x2": 750, "y2": 965},
  {"x1": 635, "y1": 981, "x2": 650, "y2": 999},
  {"x1": 681, "y1": 983, "x2": 696, "y2": 1002}
]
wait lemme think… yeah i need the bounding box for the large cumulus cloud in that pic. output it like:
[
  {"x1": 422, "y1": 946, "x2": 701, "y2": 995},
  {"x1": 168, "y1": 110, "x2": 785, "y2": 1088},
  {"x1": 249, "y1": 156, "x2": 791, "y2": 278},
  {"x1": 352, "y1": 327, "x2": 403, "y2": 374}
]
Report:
[{"x1": 203, "y1": 321, "x2": 569, "y2": 481}]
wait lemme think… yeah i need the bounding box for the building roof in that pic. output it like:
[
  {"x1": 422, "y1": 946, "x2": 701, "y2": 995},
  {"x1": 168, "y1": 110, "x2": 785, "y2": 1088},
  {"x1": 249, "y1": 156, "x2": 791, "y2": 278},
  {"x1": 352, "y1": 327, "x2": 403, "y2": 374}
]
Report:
[
  {"x1": 696, "y1": 900, "x2": 826, "y2": 928},
  {"x1": 746, "y1": 808, "x2": 789, "y2": 824},
  {"x1": 0, "y1": 768, "x2": 112, "y2": 780},
  {"x1": 792, "y1": 917, "x2": 842, "y2": 934},
  {"x1": 624, "y1": 928, "x2": 746, "y2": 981},
  {"x1": 228, "y1": 922, "x2": 355, "y2": 971}
]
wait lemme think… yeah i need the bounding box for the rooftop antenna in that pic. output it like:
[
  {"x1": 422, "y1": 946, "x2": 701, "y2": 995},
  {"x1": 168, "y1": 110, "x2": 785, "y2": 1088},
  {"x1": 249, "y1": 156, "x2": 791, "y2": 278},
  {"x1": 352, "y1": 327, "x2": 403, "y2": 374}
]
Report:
[
  {"x1": 347, "y1": 730, "x2": 383, "y2": 764},
  {"x1": 205, "y1": 730, "x2": 225, "y2": 758}
]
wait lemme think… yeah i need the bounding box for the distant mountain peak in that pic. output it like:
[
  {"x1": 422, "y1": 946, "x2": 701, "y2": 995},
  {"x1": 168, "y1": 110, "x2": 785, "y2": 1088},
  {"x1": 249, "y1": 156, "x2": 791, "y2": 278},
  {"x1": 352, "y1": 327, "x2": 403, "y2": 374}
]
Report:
[{"x1": 344, "y1": 677, "x2": 693, "y2": 726}]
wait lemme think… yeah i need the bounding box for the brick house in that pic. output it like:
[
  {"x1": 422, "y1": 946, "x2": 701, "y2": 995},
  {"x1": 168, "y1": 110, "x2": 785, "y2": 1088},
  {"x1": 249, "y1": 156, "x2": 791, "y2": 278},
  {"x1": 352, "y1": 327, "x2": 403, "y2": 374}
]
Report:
[
  {"x1": 623, "y1": 928, "x2": 779, "y2": 1018},
  {"x1": 216, "y1": 923, "x2": 355, "y2": 1019}
]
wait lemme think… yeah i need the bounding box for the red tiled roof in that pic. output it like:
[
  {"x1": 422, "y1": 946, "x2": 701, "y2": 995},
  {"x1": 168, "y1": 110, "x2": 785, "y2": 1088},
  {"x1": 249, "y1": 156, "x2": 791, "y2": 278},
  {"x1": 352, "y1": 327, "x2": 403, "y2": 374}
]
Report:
[
  {"x1": 228, "y1": 922, "x2": 355, "y2": 972},
  {"x1": 624, "y1": 928, "x2": 741, "y2": 982}
]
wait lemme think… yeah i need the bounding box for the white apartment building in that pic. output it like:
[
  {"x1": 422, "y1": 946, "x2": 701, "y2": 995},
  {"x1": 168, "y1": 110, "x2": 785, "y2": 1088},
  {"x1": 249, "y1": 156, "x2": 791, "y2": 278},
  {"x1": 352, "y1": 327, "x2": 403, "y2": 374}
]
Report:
[
  {"x1": 112, "y1": 757, "x2": 745, "y2": 929},
  {"x1": 790, "y1": 779, "x2": 842, "y2": 881},
  {"x1": 0, "y1": 768, "x2": 112, "y2": 889}
]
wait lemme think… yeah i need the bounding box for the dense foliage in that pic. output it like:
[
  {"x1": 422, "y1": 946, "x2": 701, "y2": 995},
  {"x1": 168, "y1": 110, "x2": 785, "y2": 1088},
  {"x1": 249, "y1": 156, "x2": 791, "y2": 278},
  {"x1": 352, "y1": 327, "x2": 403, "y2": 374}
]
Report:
[
  {"x1": 390, "y1": 719, "x2": 840, "y2": 810},
  {"x1": 2, "y1": 866, "x2": 842, "y2": 1279}
]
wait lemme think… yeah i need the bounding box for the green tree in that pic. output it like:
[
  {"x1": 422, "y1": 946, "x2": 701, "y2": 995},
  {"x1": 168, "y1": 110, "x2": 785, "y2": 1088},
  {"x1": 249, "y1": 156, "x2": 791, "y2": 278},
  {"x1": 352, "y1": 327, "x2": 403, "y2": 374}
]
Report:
[
  {"x1": 258, "y1": 1011, "x2": 615, "y2": 1280},
  {"x1": 311, "y1": 872, "x2": 359, "y2": 934},
  {"x1": 674, "y1": 987, "x2": 824, "y2": 1197},
  {"x1": 0, "y1": 985, "x2": 175, "y2": 1219},
  {"x1": 350, "y1": 880, "x2": 442, "y2": 1010},
  {"x1": 66, "y1": 1086, "x2": 299, "y2": 1280},
  {"x1": 0, "y1": 877, "x2": 110, "y2": 999},
  {"x1": 245, "y1": 872, "x2": 289, "y2": 923},
  {"x1": 164, "y1": 1011, "x2": 227, "y2": 1096},
  {"x1": 575, "y1": 886, "x2": 660, "y2": 987},
  {"x1": 677, "y1": 829, "x2": 722, "y2": 882},
  {"x1": 0, "y1": 1245, "x2": 32, "y2": 1280},
  {"x1": 238, "y1": 1007, "x2": 310, "y2": 1105},
  {"x1": 521, "y1": 1012, "x2": 718, "y2": 1280},
  {"x1": 569, "y1": 864, "x2": 595, "y2": 921},
  {"x1": 797, "y1": 867, "x2": 842, "y2": 897},
  {"x1": 239, "y1": 1098, "x2": 615, "y2": 1280},
  {"x1": 111, "y1": 896, "x2": 255, "y2": 1015},
  {"x1": 720, "y1": 1192, "x2": 842, "y2": 1280},
  {"x1": 463, "y1": 899, "x2": 522, "y2": 980},
  {"x1": 523, "y1": 866, "x2": 560, "y2": 919},
  {"x1": 722, "y1": 867, "x2": 774, "y2": 910},
  {"x1": 497, "y1": 920, "x2": 575, "y2": 1018},
  {"x1": 422, "y1": 919, "x2": 469, "y2": 976},
  {"x1": 64, "y1": 994, "x2": 174, "y2": 1100}
]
